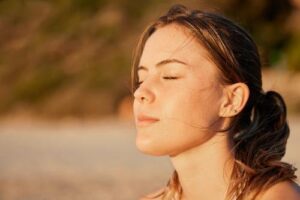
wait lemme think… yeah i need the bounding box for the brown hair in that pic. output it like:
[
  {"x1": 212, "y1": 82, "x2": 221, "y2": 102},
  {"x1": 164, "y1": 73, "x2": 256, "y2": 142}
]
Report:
[{"x1": 131, "y1": 4, "x2": 297, "y2": 200}]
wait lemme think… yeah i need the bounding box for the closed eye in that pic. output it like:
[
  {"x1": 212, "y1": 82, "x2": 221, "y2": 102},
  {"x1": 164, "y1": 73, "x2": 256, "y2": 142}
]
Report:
[
  {"x1": 163, "y1": 76, "x2": 178, "y2": 80},
  {"x1": 137, "y1": 76, "x2": 178, "y2": 87}
]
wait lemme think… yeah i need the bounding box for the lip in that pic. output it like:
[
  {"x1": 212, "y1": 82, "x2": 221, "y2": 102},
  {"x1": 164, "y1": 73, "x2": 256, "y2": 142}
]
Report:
[{"x1": 136, "y1": 114, "x2": 159, "y2": 127}]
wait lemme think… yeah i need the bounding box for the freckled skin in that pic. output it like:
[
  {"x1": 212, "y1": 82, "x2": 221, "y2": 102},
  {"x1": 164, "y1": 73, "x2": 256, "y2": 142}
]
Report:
[{"x1": 133, "y1": 24, "x2": 226, "y2": 157}]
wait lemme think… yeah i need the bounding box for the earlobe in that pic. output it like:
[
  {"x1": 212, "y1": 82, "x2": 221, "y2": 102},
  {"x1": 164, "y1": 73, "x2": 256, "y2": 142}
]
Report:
[{"x1": 218, "y1": 83, "x2": 249, "y2": 117}]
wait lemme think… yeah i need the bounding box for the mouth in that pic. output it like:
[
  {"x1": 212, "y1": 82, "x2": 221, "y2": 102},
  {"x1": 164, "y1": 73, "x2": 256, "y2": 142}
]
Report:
[{"x1": 136, "y1": 114, "x2": 160, "y2": 127}]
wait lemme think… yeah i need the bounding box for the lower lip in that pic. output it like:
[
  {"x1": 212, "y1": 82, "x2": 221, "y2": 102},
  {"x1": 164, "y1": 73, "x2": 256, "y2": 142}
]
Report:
[{"x1": 136, "y1": 119, "x2": 159, "y2": 127}]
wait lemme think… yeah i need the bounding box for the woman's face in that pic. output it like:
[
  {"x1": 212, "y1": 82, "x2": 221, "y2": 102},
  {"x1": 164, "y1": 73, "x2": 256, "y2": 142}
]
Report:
[{"x1": 133, "y1": 23, "x2": 226, "y2": 157}]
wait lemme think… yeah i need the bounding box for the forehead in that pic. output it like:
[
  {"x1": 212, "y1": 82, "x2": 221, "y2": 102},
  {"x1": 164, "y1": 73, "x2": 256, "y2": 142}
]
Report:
[{"x1": 139, "y1": 23, "x2": 210, "y2": 67}]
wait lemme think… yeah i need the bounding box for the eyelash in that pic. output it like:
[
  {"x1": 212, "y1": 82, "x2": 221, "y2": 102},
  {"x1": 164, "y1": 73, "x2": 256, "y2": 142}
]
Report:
[{"x1": 137, "y1": 76, "x2": 178, "y2": 86}]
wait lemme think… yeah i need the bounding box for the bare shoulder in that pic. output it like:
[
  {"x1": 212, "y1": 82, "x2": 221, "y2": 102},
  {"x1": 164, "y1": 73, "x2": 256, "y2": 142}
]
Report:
[
  {"x1": 258, "y1": 180, "x2": 300, "y2": 200},
  {"x1": 139, "y1": 187, "x2": 165, "y2": 200}
]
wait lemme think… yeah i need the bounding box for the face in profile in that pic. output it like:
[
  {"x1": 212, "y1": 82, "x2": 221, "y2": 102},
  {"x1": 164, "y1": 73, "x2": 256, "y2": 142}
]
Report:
[{"x1": 133, "y1": 23, "x2": 226, "y2": 157}]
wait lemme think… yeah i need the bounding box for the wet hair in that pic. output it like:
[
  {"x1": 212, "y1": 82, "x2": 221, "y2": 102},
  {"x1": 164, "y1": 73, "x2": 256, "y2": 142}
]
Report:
[{"x1": 131, "y1": 4, "x2": 297, "y2": 200}]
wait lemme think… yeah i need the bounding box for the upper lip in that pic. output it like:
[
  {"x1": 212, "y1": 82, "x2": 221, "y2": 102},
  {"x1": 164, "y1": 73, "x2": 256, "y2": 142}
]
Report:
[{"x1": 137, "y1": 114, "x2": 159, "y2": 122}]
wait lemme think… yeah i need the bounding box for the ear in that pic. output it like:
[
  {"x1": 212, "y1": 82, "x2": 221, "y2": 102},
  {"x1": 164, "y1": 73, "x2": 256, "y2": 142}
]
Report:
[{"x1": 218, "y1": 83, "x2": 249, "y2": 117}]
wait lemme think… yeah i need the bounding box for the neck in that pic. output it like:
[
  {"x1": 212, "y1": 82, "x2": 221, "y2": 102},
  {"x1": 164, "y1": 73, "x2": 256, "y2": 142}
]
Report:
[{"x1": 170, "y1": 133, "x2": 234, "y2": 200}]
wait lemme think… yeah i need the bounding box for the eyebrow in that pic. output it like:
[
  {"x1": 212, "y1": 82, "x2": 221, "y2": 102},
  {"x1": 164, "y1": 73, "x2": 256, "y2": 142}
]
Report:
[{"x1": 137, "y1": 58, "x2": 188, "y2": 71}]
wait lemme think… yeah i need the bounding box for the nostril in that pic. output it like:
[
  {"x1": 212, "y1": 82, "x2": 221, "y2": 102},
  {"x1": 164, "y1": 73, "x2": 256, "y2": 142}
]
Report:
[
  {"x1": 140, "y1": 96, "x2": 147, "y2": 102},
  {"x1": 133, "y1": 86, "x2": 154, "y2": 103}
]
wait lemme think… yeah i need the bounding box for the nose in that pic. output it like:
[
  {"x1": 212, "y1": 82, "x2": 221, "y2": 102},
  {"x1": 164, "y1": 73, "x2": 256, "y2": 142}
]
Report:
[{"x1": 133, "y1": 83, "x2": 155, "y2": 104}]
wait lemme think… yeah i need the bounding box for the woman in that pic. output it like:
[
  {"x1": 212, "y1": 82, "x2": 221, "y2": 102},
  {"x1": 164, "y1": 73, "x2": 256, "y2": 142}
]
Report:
[{"x1": 131, "y1": 4, "x2": 300, "y2": 200}]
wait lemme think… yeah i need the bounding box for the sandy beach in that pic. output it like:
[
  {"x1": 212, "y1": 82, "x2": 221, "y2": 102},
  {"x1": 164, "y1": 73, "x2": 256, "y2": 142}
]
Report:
[{"x1": 0, "y1": 116, "x2": 299, "y2": 200}]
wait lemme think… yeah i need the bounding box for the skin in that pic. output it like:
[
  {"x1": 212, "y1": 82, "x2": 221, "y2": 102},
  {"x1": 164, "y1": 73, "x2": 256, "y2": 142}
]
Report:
[
  {"x1": 258, "y1": 180, "x2": 300, "y2": 200},
  {"x1": 133, "y1": 23, "x2": 300, "y2": 200}
]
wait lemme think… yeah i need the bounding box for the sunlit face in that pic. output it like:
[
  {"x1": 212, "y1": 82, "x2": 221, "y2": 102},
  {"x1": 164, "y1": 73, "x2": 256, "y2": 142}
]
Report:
[{"x1": 133, "y1": 23, "x2": 226, "y2": 157}]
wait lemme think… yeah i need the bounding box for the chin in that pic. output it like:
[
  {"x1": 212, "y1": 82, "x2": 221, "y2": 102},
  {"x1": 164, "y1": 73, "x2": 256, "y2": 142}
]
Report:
[{"x1": 135, "y1": 138, "x2": 169, "y2": 156}]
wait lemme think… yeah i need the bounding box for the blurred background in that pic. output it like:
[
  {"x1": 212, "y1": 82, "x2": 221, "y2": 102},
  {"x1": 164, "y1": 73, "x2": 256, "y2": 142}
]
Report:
[{"x1": 0, "y1": 0, "x2": 299, "y2": 199}]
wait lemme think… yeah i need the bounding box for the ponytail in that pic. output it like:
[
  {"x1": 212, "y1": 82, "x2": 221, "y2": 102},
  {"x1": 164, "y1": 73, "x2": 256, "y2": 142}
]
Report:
[{"x1": 229, "y1": 91, "x2": 297, "y2": 199}]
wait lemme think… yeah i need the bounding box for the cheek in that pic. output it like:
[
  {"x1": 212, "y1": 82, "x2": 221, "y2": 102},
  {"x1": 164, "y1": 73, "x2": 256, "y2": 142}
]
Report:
[
  {"x1": 163, "y1": 84, "x2": 221, "y2": 128},
  {"x1": 135, "y1": 85, "x2": 223, "y2": 156}
]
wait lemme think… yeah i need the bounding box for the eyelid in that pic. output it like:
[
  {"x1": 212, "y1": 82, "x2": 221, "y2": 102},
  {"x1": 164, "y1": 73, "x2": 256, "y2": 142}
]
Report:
[
  {"x1": 163, "y1": 76, "x2": 178, "y2": 79},
  {"x1": 136, "y1": 76, "x2": 180, "y2": 87}
]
